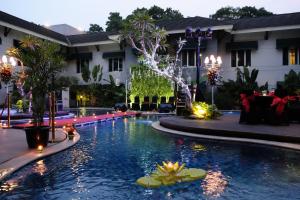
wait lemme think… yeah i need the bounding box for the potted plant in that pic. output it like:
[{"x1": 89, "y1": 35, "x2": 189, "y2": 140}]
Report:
[{"x1": 7, "y1": 36, "x2": 64, "y2": 148}]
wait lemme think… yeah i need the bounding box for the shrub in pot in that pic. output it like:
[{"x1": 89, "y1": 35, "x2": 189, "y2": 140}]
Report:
[{"x1": 7, "y1": 36, "x2": 64, "y2": 148}]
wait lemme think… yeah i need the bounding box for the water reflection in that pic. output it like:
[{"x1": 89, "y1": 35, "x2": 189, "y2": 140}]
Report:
[
  {"x1": 0, "y1": 180, "x2": 18, "y2": 192},
  {"x1": 33, "y1": 160, "x2": 47, "y2": 176},
  {"x1": 201, "y1": 170, "x2": 228, "y2": 198}
]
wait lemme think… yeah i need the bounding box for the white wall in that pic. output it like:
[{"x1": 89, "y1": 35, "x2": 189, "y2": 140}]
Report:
[
  {"x1": 0, "y1": 26, "x2": 27, "y2": 104},
  {"x1": 219, "y1": 29, "x2": 300, "y2": 89},
  {"x1": 61, "y1": 44, "x2": 137, "y2": 85}
]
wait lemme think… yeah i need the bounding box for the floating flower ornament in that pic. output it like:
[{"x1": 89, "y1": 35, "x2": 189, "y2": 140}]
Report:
[{"x1": 136, "y1": 161, "x2": 206, "y2": 188}]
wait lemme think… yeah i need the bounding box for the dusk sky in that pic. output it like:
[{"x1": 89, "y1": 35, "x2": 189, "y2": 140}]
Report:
[{"x1": 1, "y1": 0, "x2": 300, "y2": 31}]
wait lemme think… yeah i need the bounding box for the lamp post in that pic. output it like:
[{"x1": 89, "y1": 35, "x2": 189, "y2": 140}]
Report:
[
  {"x1": 185, "y1": 27, "x2": 212, "y2": 102},
  {"x1": 204, "y1": 55, "x2": 222, "y2": 106},
  {"x1": 0, "y1": 55, "x2": 17, "y2": 128}
]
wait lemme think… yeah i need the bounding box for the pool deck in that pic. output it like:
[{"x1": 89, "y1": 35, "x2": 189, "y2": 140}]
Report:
[
  {"x1": 154, "y1": 114, "x2": 300, "y2": 150},
  {"x1": 13, "y1": 111, "x2": 137, "y2": 128},
  {"x1": 0, "y1": 111, "x2": 138, "y2": 182}
]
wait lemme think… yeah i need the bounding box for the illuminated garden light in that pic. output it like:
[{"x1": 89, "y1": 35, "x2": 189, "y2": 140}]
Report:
[{"x1": 37, "y1": 145, "x2": 44, "y2": 153}]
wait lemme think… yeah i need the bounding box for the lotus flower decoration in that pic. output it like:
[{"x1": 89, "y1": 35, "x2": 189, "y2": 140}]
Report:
[{"x1": 137, "y1": 161, "x2": 206, "y2": 188}]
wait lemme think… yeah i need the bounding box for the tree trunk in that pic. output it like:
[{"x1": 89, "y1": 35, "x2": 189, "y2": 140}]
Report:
[{"x1": 32, "y1": 88, "x2": 46, "y2": 126}]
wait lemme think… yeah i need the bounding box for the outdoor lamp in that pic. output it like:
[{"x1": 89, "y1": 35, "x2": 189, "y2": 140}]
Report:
[
  {"x1": 37, "y1": 145, "x2": 44, "y2": 153},
  {"x1": 2, "y1": 55, "x2": 8, "y2": 63},
  {"x1": 210, "y1": 55, "x2": 216, "y2": 64},
  {"x1": 185, "y1": 26, "x2": 193, "y2": 38},
  {"x1": 9, "y1": 57, "x2": 16, "y2": 67},
  {"x1": 204, "y1": 57, "x2": 209, "y2": 65},
  {"x1": 206, "y1": 28, "x2": 213, "y2": 38},
  {"x1": 195, "y1": 27, "x2": 201, "y2": 37},
  {"x1": 217, "y1": 56, "x2": 222, "y2": 65}
]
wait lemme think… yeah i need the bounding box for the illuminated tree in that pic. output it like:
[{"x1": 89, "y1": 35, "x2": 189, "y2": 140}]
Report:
[{"x1": 122, "y1": 11, "x2": 192, "y2": 108}]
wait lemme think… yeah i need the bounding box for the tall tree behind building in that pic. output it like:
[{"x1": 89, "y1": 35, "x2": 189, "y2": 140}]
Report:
[
  {"x1": 210, "y1": 6, "x2": 273, "y2": 20},
  {"x1": 88, "y1": 24, "x2": 103, "y2": 33},
  {"x1": 106, "y1": 12, "x2": 123, "y2": 32}
]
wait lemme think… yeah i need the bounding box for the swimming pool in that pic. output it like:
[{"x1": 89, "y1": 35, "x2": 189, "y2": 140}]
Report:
[{"x1": 1, "y1": 116, "x2": 300, "y2": 199}]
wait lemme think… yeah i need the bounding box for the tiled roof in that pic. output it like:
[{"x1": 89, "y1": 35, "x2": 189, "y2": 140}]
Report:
[
  {"x1": 1, "y1": 10, "x2": 300, "y2": 46},
  {"x1": 0, "y1": 10, "x2": 68, "y2": 44},
  {"x1": 66, "y1": 32, "x2": 110, "y2": 44},
  {"x1": 156, "y1": 16, "x2": 231, "y2": 30},
  {"x1": 231, "y1": 12, "x2": 300, "y2": 30}
]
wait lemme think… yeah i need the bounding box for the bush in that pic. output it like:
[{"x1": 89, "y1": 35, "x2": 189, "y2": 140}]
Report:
[{"x1": 192, "y1": 102, "x2": 222, "y2": 120}]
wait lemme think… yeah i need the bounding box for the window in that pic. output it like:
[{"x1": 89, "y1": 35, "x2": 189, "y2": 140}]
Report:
[
  {"x1": 231, "y1": 50, "x2": 251, "y2": 67},
  {"x1": 109, "y1": 58, "x2": 123, "y2": 72},
  {"x1": 13, "y1": 39, "x2": 21, "y2": 48},
  {"x1": 181, "y1": 50, "x2": 196, "y2": 67},
  {"x1": 283, "y1": 48, "x2": 299, "y2": 65},
  {"x1": 76, "y1": 59, "x2": 89, "y2": 73}
]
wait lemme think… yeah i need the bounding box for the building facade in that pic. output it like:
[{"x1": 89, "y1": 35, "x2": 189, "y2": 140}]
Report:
[{"x1": 0, "y1": 10, "x2": 299, "y2": 108}]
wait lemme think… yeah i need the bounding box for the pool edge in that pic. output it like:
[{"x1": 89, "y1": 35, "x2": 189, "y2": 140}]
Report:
[
  {"x1": 152, "y1": 121, "x2": 300, "y2": 151},
  {"x1": 0, "y1": 129, "x2": 80, "y2": 182}
]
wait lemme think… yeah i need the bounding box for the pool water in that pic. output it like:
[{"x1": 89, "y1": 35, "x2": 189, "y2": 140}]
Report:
[{"x1": 1, "y1": 116, "x2": 300, "y2": 200}]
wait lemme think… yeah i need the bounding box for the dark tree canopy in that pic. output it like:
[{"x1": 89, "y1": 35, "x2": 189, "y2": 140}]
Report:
[
  {"x1": 88, "y1": 24, "x2": 103, "y2": 33},
  {"x1": 210, "y1": 6, "x2": 274, "y2": 20},
  {"x1": 105, "y1": 6, "x2": 184, "y2": 32},
  {"x1": 106, "y1": 12, "x2": 123, "y2": 32}
]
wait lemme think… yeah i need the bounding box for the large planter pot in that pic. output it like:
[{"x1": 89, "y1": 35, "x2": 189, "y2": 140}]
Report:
[{"x1": 24, "y1": 126, "x2": 50, "y2": 149}]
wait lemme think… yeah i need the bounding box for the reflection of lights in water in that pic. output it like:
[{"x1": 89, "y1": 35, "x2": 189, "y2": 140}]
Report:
[
  {"x1": 0, "y1": 180, "x2": 18, "y2": 192},
  {"x1": 202, "y1": 170, "x2": 228, "y2": 197},
  {"x1": 33, "y1": 160, "x2": 47, "y2": 175},
  {"x1": 112, "y1": 120, "x2": 115, "y2": 127},
  {"x1": 192, "y1": 143, "x2": 206, "y2": 151},
  {"x1": 167, "y1": 192, "x2": 172, "y2": 197},
  {"x1": 71, "y1": 148, "x2": 92, "y2": 173}
]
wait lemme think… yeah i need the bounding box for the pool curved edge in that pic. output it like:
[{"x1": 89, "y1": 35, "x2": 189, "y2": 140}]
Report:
[
  {"x1": 152, "y1": 121, "x2": 300, "y2": 151},
  {"x1": 0, "y1": 129, "x2": 80, "y2": 182}
]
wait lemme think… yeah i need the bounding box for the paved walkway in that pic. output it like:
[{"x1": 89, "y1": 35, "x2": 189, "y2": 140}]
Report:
[
  {"x1": 159, "y1": 114, "x2": 300, "y2": 143},
  {"x1": 0, "y1": 129, "x2": 65, "y2": 164}
]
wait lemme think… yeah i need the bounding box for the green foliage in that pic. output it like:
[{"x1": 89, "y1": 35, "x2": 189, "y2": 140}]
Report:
[
  {"x1": 236, "y1": 67, "x2": 260, "y2": 91},
  {"x1": 88, "y1": 24, "x2": 103, "y2": 33},
  {"x1": 53, "y1": 76, "x2": 79, "y2": 91},
  {"x1": 7, "y1": 35, "x2": 64, "y2": 124},
  {"x1": 130, "y1": 64, "x2": 173, "y2": 103},
  {"x1": 283, "y1": 70, "x2": 300, "y2": 95},
  {"x1": 148, "y1": 6, "x2": 183, "y2": 20},
  {"x1": 105, "y1": 5, "x2": 183, "y2": 33},
  {"x1": 125, "y1": 5, "x2": 183, "y2": 22},
  {"x1": 15, "y1": 99, "x2": 29, "y2": 112},
  {"x1": 210, "y1": 6, "x2": 273, "y2": 20},
  {"x1": 192, "y1": 102, "x2": 221, "y2": 120},
  {"x1": 81, "y1": 62, "x2": 91, "y2": 83},
  {"x1": 91, "y1": 64, "x2": 103, "y2": 82},
  {"x1": 214, "y1": 67, "x2": 267, "y2": 110},
  {"x1": 70, "y1": 83, "x2": 125, "y2": 107},
  {"x1": 106, "y1": 12, "x2": 123, "y2": 32}
]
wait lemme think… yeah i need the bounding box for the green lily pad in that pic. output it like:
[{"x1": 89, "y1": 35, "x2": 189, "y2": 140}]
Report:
[
  {"x1": 136, "y1": 176, "x2": 162, "y2": 188},
  {"x1": 176, "y1": 168, "x2": 190, "y2": 177},
  {"x1": 161, "y1": 178, "x2": 176, "y2": 186},
  {"x1": 187, "y1": 168, "x2": 206, "y2": 179},
  {"x1": 181, "y1": 176, "x2": 198, "y2": 182},
  {"x1": 151, "y1": 170, "x2": 167, "y2": 177}
]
